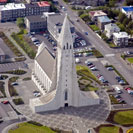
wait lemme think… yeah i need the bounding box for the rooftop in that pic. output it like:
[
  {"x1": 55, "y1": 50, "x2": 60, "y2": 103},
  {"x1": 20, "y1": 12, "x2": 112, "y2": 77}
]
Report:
[
  {"x1": 25, "y1": 15, "x2": 46, "y2": 22},
  {"x1": 0, "y1": 48, "x2": 4, "y2": 55},
  {"x1": 37, "y1": 1, "x2": 50, "y2": 7},
  {"x1": 105, "y1": 23, "x2": 120, "y2": 31},
  {"x1": 89, "y1": 10, "x2": 107, "y2": 17},
  {"x1": 122, "y1": 6, "x2": 133, "y2": 12},
  {"x1": 98, "y1": 16, "x2": 111, "y2": 23},
  {"x1": 36, "y1": 46, "x2": 55, "y2": 80},
  {"x1": 0, "y1": 0, "x2": 7, "y2": 3},
  {"x1": 0, "y1": 3, "x2": 25, "y2": 11},
  {"x1": 113, "y1": 32, "x2": 128, "y2": 38}
]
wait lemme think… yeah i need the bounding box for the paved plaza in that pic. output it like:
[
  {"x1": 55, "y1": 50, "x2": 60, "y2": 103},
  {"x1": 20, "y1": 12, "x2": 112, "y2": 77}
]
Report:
[{"x1": 16, "y1": 90, "x2": 111, "y2": 133}]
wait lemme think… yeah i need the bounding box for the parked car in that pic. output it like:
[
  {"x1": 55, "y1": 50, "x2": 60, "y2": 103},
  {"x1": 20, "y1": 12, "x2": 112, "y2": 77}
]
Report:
[
  {"x1": 90, "y1": 67, "x2": 97, "y2": 71},
  {"x1": 107, "y1": 67, "x2": 113, "y2": 71},
  {"x1": 85, "y1": 32, "x2": 88, "y2": 35},
  {"x1": 89, "y1": 65, "x2": 95, "y2": 68},
  {"x1": 114, "y1": 95, "x2": 121, "y2": 98},
  {"x1": 11, "y1": 82, "x2": 18, "y2": 86},
  {"x1": 125, "y1": 87, "x2": 131, "y2": 90},
  {"x1": 1, "y1": 101, "x2": 9, "y2": 104}
]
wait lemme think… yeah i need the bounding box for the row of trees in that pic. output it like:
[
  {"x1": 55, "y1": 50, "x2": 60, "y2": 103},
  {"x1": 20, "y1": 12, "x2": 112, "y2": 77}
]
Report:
[{"x1": 118, "y1": 12, "x2": 133, "y2": 35}]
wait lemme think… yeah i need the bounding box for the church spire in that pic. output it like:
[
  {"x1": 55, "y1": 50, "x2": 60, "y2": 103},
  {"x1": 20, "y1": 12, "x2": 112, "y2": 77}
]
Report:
[{"x1": 58, "y1": 14, "x2": 73, "y2": 50}]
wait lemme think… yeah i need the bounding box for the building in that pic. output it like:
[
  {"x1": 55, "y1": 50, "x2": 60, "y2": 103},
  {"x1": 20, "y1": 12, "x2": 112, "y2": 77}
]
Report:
[
  {"x1": 97, "y1": 16, "x2": 111, "y2": 30},
  {"x1": 30, "y1": 15, "x2": 99, "y2": 113},
  {"x1": 44, "y1": 12, "x2": 75, "y2": 40},
  {"x1": 69, "y1": 0, "x2": 106, "y2": 6},
  {"x1": 26, "y1": 0, "x2": 39, "y2": 3},
  {"x1": 0, "y1": 0, "x2": 7, "y2": 4},
  {"x1": 104, "y1": 23, "x2": 120, "y2": 38},
  {"x1": 0, "y1": 1, "x2": 50, "y2": 22},
  {"x1": 89, "y1": 10, "x2": 107, "y2": 22},
  {"x1": 113, "y1": 32, "x2": 129, "y2": 46},
  {"x1": 25, "y1": 15, "x2": 47, "y2": 33},
  {"x1": 122, "y1": 6, "x2": 133, "y2": 19},
  {"x1": 0, "y1": 48, "x2": 5, "y2": 62}
]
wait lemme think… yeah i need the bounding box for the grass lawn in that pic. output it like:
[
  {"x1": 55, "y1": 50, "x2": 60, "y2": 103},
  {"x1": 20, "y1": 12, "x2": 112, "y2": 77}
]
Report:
[
  {"x1": 89, "y1": 25, "x2": 99, "y2": 31},
  {"x1": 114, "y1": 110, "x2": 133, "y2": 125},
  {"x1": 99, "y1": 126, "x2": 120, "y2": 133},
  {"x1": 89, "y1": 86, "x2": 99, "y2": 91},
  {"x1": 127, "y1": 57, "x2": 133, "y2": 63},
  {"x1": 8, "y1": 122, "x2": 55, "y2": 133}
]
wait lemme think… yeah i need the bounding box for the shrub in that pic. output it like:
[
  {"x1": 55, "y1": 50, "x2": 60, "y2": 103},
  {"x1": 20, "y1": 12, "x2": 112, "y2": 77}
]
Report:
[{"x1": 13, "y1": 98, "x2": 24, "y2": 105}]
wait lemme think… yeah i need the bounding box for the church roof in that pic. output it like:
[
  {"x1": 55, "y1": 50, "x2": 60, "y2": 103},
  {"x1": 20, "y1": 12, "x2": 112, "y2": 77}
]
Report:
[{"x1": 35, "y1": 47, "x2": 55, "y2": 79}]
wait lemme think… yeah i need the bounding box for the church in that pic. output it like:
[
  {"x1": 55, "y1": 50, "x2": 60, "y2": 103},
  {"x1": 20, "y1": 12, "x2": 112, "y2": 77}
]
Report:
[{"x1": 30, "y1": 15, "x2": 100, "y2": 113}]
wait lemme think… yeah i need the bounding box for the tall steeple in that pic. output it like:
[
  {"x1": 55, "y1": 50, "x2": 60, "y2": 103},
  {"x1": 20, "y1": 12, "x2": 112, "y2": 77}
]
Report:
[{"x1": 58, "y1": 14, "x2": 73, "y2": 50}]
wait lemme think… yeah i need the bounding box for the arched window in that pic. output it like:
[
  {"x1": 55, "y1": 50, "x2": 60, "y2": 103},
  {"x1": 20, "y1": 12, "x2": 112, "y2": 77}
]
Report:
[{"x1": 65, "y1": 90, "x2": 68, "y2": 101}]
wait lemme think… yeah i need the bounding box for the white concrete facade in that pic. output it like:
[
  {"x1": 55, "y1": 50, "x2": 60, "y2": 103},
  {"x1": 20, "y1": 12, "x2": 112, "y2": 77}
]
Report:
[{"x1": 30, "y1": 15, "x2": 100, "y2": 113}]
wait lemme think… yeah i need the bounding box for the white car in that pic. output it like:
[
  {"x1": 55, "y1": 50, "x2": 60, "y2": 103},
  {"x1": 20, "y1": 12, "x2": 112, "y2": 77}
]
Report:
[
  {"x1": 34, "y1": 92, "x2": 41, "y2": 97},
  {"x1": 90, "y1": 67, "x2": 97, "y2": 71}
]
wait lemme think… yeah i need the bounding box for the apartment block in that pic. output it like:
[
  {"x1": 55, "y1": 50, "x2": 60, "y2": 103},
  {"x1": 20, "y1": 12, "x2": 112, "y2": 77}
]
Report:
[
  {"x1": 25, "y1": 15, "x2": 47, "y2": 33},
  {"x1": 113, "y1": 32, "x2": 129, "y2": 47},
  {"x1": 0, "y1": 1, "x2": 50, "y2": 22}
]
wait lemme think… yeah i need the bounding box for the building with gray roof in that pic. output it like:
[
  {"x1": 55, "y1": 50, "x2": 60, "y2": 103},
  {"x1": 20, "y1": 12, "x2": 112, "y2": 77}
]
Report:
[
  {"x1": 104, "y1": 23, "x2": 120, "y2": 38},
  {"x1": 97, "y1": 16, "x2": 111, "y2": 30}
]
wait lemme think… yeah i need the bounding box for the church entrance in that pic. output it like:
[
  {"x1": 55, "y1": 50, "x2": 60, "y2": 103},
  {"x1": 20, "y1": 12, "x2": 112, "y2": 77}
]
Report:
[{"x1": 64, "y1": 103, "x2": 68, "y2": 107}]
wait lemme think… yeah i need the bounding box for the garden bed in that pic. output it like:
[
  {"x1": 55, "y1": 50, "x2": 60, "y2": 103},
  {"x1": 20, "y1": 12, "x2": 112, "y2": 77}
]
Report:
[
  {"x1": 94, "y1": 124, "x2": 123, "y2": 133},
  {"x1": 0, "y1": 81, "x2": 6, "y2": 97},
  {"x1": 1, "y1": 70, "x2": 26, "y2": 75},
  {"x1": 11, "y1": 29, "x2": 36, "y2": 59}
]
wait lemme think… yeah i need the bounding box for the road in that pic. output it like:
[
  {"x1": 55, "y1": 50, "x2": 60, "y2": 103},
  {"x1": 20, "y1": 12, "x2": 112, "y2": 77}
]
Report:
[{"x1": 57, "y1": 1, "x2": 133, "y2": 86}]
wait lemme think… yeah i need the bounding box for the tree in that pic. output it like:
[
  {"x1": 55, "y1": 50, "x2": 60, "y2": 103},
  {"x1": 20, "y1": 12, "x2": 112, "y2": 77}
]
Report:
[
  {"x1": 127, "y1": 22, "x2": 133, "y2": 29},
  {"x1": 123, "y1": 18, "x2": 130, "y2": 26},
  {"x1": 78, "y1": 10, "x2": 84, "y2": 17},
  {"x1": 124, "y1": 0, "x2": 133, "y2": 6},
  {"x1": 16, "y1": 18, "x2": 25, "y2": 28},
  {"x1": 118, "y1": 12, "x2": 126, "y2": 22},
  {"x1": 80, "y1": 14, "x2": 90, "y2": 22}
]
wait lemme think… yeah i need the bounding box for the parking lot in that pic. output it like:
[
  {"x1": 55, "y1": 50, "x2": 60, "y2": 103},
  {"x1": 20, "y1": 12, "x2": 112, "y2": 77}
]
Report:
[
  {"x1": 15, "y1": 79, "x2": 42, "y2": 104},
  {"x1": 0, "y1": 38, "x2": 15, "y2": 59}
]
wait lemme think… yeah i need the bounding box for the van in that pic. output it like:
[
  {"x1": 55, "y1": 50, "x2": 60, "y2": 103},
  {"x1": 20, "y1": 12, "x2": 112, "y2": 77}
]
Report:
[{"x1": 115, "y1": 87, "x2": 122, "y2": 94}]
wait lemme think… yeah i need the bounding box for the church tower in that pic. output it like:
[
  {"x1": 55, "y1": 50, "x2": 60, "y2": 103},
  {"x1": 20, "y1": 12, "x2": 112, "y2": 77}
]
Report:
[{"x1": 30, "y1": 15, "x2": 99, "y2": 113}]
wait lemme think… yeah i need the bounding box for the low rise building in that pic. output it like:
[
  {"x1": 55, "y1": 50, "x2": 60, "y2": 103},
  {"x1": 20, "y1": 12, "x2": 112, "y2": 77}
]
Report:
[
  {"x1": 0, "y1": 0, "x2": 7, "y2": 4},
  {"x1": 0, "y1": 1, "x2": 50, "y2": 22},
  {"x1": 97, "y1": 16, "x2": 111, "y2": 30},
  {"x1": 0, "y1": 48, "x2": 5, "y2": 62},
  {"x1": 122, "y1": 6, "x2": 133, "y2": 19},
  {"x1": 26, "y1": 0, "x2": 39, "y2": 3},
  {"x1": 25, "y1": 15, "x2": 47, "y2": 33},
  {"x1": 113, "y1": 32, "x2": 129, "y2": 46},
  {"x1": 104, "y1": 23, "x2": 120, "y2": 38},
  {"x1": 89, "y1": 10, "x2": 107, "y2": 22}
]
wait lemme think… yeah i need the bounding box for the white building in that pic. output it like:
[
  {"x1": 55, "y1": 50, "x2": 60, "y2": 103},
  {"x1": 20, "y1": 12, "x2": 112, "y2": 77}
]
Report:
[
  {"x1": 122, "y1": 6, "x2": 133, "y2": 19},
  {"x1": 104, "y1": 23, "x2": 120, "y2": 38},
  {"x1": 113, "y1": 32, "x2": 129, "y2": 46},
  {"x1": 30, "y1": 15, "x2": 99, "y2": 113}
]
